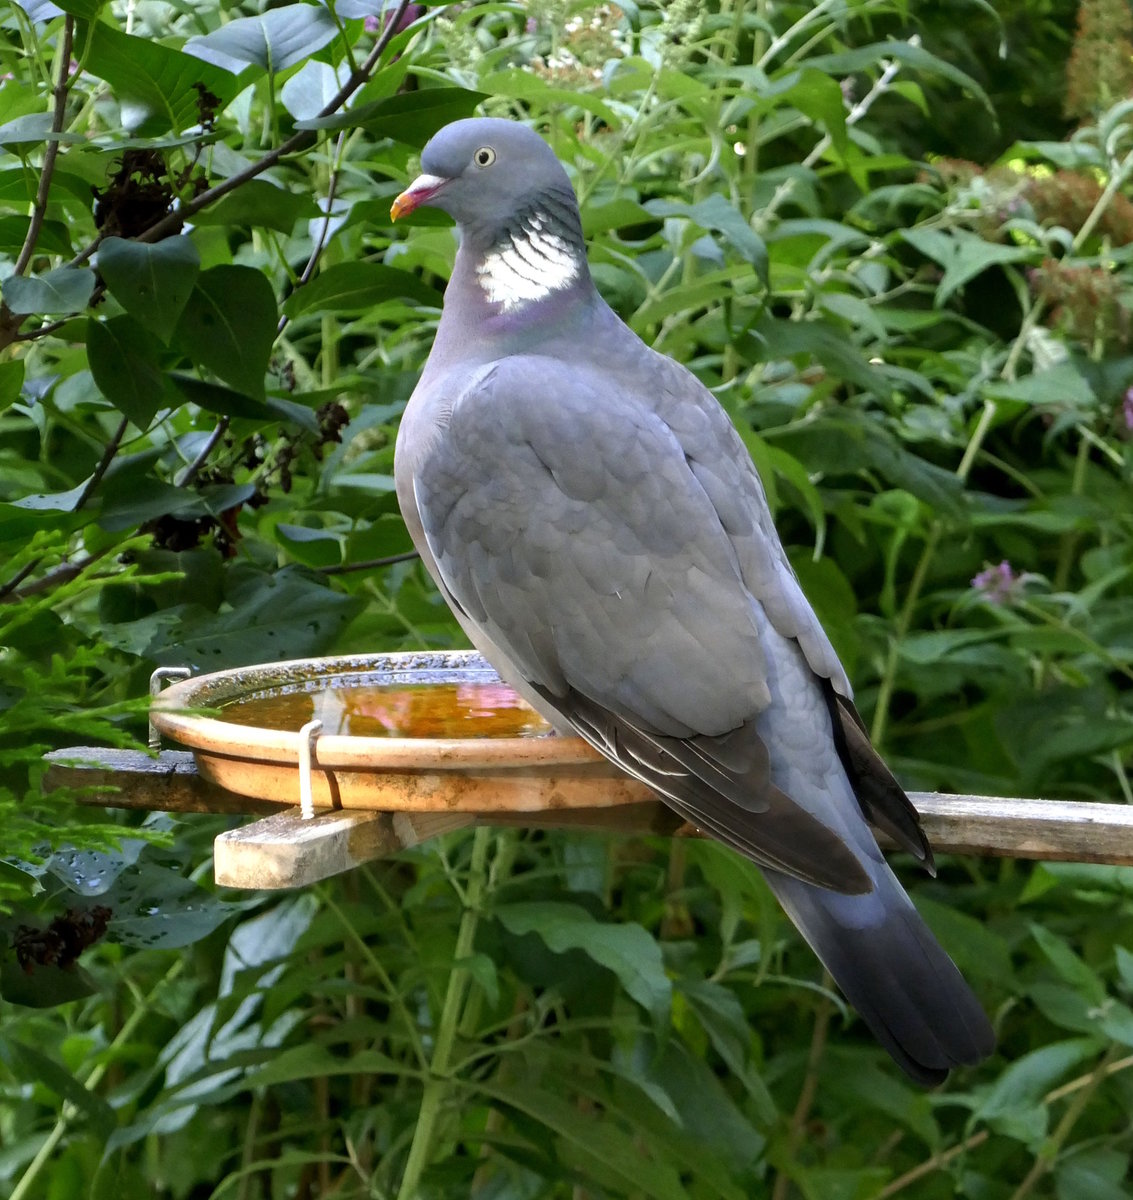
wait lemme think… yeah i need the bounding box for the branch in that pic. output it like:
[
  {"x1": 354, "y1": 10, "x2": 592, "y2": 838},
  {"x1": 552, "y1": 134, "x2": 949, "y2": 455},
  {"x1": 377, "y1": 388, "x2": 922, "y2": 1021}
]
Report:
[
  {"x1": 81, "y1": 0, "x2": 415, "y2": 256},
  {"x1": 13, "y1": 16, "x2": 74, "y2": 277},
  {"x1": 0, "y1": 557, "x2": 43, "y2": 600},
  {"x1": 0, "y1": 548, "x2": 109, "y2": 605},
  {"x1": 75, "y1": 414, "x2": 129, "y2": 511},
  {"x1": 277, "y1": 130, "x2": 348, "y2": 338},
  {"x1": 0, "y1": 17, "x2": 76, "y2": 350},
  {"x1": 320, "y1": 549, "x2": 420, "y2": 576},
  {"x1": 176, "y1": 416, "x2": 230, "y2": 487}
]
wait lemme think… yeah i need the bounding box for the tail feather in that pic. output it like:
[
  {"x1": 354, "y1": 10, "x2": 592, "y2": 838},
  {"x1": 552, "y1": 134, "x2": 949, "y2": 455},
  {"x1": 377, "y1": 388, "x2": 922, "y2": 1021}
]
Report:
[{"x1": 765, "y1": 862, "x2": 995, "y2": 1086}]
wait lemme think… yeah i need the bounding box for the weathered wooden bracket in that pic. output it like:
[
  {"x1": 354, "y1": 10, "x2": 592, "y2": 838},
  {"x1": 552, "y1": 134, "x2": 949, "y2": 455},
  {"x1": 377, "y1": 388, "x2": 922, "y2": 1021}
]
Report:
[{"x1": 44, "y1": 747, "x2": 1133, "y2": 890}]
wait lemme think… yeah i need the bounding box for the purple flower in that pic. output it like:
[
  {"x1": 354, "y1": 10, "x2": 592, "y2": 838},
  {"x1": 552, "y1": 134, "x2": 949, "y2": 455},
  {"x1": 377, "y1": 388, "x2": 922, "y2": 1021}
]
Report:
[
  {"x1": 972, "y1": 560, "x2": 1020, "y2": 604},
  {"x1": 1123, "y1": 386, "x2": 1133, "y2": 431},
  {"x1": 365, "y1": 3, "x2": 422, "y2": 35}
]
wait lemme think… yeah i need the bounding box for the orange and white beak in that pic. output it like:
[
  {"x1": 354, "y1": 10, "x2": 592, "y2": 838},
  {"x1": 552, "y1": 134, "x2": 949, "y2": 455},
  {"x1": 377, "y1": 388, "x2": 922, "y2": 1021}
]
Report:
[{"x1": 390, "y1": 173, "x2": 450, "y2": 220}]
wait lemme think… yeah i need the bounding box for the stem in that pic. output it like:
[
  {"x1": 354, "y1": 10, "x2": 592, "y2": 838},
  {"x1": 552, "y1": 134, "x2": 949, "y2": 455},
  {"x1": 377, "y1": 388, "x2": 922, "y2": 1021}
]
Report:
[
  {"x1": 1008, "y1": 1046, "x2": 1123, "y2": 1200},
  {"x1": 10, "y1": 959, "x2": 184, "y2": 1200},
  {"x1": 761, "y1": 40, "x2": 910, "y2": 225},
  {"x1": 396, "y1": 827, "x2": 493, "y2": 1199},
  {"x1": 1071, "y1": 146, "x2": 1133, "y2": 251},
  {"x1": 176, "y1": 416, "x2": 230, "y2": 487},
  {"x1": 870, "y1": 525, "x2": 939, "y2": 748},
  {"x1": 320, "y1": 550, "x2": 420, "y2": 576},
  {"x1": 879, "y1": 1048, "x2": 1133, "y2": 1198},
  {"x1": 75, "y1": 415, "x2": 130, "y2": 511},
  {"x1": 128, "y1": 0, "x2": 413, "y2": 251},
  {"x1": 771, "y1": 988, "x2": 833, "y2": 1200},
  {"x1": 878, "y1": 1130, "x2": 991, "y2": 1198},
  {"x1": 12, "y1": 17, "x2": 73, "y2": 277}
]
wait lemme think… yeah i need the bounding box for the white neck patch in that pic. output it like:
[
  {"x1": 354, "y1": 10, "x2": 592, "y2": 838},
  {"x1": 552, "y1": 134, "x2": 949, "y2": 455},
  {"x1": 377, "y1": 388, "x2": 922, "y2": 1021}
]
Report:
[{"x1": 476, "y1": 214, "x2": 582, "y2": 312}]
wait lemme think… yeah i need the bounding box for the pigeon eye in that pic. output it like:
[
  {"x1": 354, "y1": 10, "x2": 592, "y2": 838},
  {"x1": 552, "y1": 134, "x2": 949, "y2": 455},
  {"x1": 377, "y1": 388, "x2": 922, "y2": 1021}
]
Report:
[{"x1": 473, "y1": 146, "x2": 496, "y2": 167}]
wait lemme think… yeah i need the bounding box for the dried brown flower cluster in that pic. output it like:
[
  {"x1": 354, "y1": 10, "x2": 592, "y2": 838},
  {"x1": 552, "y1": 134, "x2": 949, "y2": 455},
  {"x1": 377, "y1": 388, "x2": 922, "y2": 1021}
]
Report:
[
  {"x1": 1030, "y1": 258, "x2": 1131, "y2": 350},
  {"x1": 1065, "y1": 0, "x2": 1133, "y2": 118},
  {"x1": 1026, "y1": 171, "x2": 1133, "y2": 246}
]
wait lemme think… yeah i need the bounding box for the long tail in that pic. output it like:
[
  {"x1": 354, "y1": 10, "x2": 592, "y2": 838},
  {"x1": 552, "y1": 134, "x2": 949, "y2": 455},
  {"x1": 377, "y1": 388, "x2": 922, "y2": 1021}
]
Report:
[{"x1": 764, "y1": 859, "x2": 995, "y2": 1085}]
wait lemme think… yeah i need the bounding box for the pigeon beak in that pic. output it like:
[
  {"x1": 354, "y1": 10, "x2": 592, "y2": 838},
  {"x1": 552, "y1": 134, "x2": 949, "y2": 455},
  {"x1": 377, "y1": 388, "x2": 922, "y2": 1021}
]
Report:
[{"x1": 390, "y1": 173, "x2": 450, "y2": 221}]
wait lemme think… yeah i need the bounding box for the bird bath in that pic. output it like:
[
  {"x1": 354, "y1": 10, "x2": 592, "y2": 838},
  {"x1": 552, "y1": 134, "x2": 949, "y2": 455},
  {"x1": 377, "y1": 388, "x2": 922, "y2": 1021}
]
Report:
[{"x1": 149, "y1": 650, "x2": 651, "y2": 813}]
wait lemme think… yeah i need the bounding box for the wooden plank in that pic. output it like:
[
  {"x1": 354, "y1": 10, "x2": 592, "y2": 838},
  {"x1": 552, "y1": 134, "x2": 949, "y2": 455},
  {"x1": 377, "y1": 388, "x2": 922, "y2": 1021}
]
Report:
[
  {"x1": 44, "y1": 747, "x2": 286, "y2": 814},
  {"x1": 214, "y1": 809, "x2": 472, "y2": 889},
  {"x1": 908, "y1": 792, "x2": 1133, "y2": 866},
  {"x1": 44, "y1": 747, "x2": 1133, "y2": 880}
]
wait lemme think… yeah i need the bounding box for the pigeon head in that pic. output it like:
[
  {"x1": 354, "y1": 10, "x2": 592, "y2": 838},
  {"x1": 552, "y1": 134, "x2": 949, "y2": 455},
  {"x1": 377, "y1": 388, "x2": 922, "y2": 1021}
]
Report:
[
  {"x1": 391, "y1": 118, "x2": 575, "y2": 227},
  {"x1": 392, "y1": 118, "x2": 590, "y2": 314}
]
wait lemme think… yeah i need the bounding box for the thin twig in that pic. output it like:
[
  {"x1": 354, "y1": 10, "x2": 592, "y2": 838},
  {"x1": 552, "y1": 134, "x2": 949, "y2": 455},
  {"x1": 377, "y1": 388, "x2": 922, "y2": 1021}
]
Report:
[
  {"x1": 320, "y1": 549, "x2": 420, "y2": 575},
  {"x1": 0, "y1": 548, "x2": 110, "y2": 605},
  {"x1": 879, "y1": 1047, "x2": 1133, "y2": 1198},
  {"x1": 877, "y1": 1130, "x2": 990, "y2": 1197},
  {"x1": 176, "y1": 416, "x2": 230, "y2": 487},
  {"x1": 13, "y1": 17, "x2": 74, "y2": 277},
  {"x1": 0, "y1": 557, "x2": 43, "y2": 600},
  {"x1": 760, "y1": 39, "x2": 914, "y2": 226},
  {"x1": 14, "y1": 317, "x2": 69, "y2": 341},
  {"x1": 277, "y1": 131, "x2": 347, "y2": 338},
  {"x1": 101, "y1": 0, "x2": 414, "y2": 254},
  {"x1": 771, "y1": 988, "x2": 833, "y2": 1200},
  {"x1": 75, "y1": 415, "x2": 129, "y2": 511}
]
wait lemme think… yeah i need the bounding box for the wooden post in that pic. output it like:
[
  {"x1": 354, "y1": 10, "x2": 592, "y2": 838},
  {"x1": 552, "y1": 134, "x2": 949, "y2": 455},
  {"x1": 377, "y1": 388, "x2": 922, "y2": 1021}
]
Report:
[{"x1": 43, "y1": 747, "x2": 1133, "y2": 890}]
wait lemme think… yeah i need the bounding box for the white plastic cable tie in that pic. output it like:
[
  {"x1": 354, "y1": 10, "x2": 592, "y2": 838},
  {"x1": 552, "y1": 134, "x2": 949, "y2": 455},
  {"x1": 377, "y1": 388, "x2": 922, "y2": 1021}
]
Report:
[
  {"x1": 147, "y1": 666, "x2": 192, "y2": 750},
  {"x1": 297, "y1": 718, "x2": 323, "y2": 820}
]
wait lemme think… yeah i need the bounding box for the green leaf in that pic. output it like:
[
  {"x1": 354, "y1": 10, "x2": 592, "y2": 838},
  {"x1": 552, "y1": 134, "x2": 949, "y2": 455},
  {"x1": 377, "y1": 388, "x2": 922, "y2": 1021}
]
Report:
[
  {"x1": 283, "y1": 262, "x2": 440, "y2": 317},
  {"x1": 2, "y1": 266, "x2": 95, "y2": 315},
  {"x1": 97, "y1": 235, "x2": 200, "y2": 343},
  {"x1": 0, "y1": 215, "x2": 71, "y2": 256},
  {"x1": 189, "y1": 180, "x2": 321, "y2": 234},
  {"x1": 985, "y1": 362, "x2": 1097, "y2": 410},
  {"x1": 173, "y1": 266, "x2": 277, "y2": 398},
  {"x1": 185, "y1": 4, "x2": 339, "y2": 74},
  {"x1": 167, "y1": 375, "x2": 318, "y2": 431},
  {"x1": 1055, "y1": 1150, "x2": 1132, "y2": 1200},
  {"x1": 481, "y1": 1078, "x2": 691, "y2": 1200},
  {"x1": 297, "y1": 86, "x2": 487, "y2": 144},
  {"x1": 273, "y1": 523, "x2": 342, "y2": 568},
  {"x1": 54, "y1": 0, "x2": 104, "y2": 16},
  {"x1": 85, "y1": 20, "x2": 239, "y2": 135},
  {"x1": 0, "y1": 1040, "x2": 115, "y2": 1138},
  {"x1": 677, "y1": 980, "x2": 776, "y2": 1122},
  {"x1": 148, "y1": 565, "x2": 364, "y2": 668},
  {"x1": 101, "y1": 862, "x2": 240, "y2": 949},
  {"x1": 770, "y1": 410, "x2": 964, "y2": 517},
  {"x1": 647, "y1": 194, "x2": 769, "y2": 280},
  {"x1": 902, "y1": 227, "x2": 1036, "y2": 307},
  {"x1": 772, "y1": 67, "x2": 850, "y2": 158},
  {"x1": 493, "y1": 901, "x2": 671, "y2": 1023},
  {"x1": 806, "y1": 40, "x2": 993, "y2": 114},
  {"x1": 0, "y1": 360, "x2": 24, "y2": 412},
  {"x1": 974, "y1": 1038, "x2": 1101, "y2": 1143},
  {"x1": 0, "y1": 112, "x2": 85, "y2": 145},
  {"x1": 0, "y1": 960, "x2": 99, "y2": 1007},
  {"x1": 87, "y1": 315, "x2": 167, "y2": 428},
  {"x1": 582, "y1": 198, "x2": 654, "y2": 237},
  {"x1": 796, "y1": 1167, "x2": 893, "y2": 1200},
  {"x1": 241, "y1": 1043, "x2": 405, "y2": 1090},
  {"x1": 1030, "y1": 923, "x2": 1107, "y2": 1003}
]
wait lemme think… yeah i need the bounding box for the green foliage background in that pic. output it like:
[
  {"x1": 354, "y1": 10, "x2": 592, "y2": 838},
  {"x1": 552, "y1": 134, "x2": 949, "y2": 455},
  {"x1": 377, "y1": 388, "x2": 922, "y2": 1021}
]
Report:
[{"x1": 2, "y1": 0, "x2": 1133, "y2": 1196}]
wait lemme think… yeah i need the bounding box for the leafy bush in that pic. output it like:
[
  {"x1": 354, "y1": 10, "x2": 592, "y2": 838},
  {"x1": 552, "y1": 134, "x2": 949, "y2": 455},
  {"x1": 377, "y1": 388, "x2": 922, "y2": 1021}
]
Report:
[{"x1": 1, "y1": 1, "x2": 1133, "y2": 1197}]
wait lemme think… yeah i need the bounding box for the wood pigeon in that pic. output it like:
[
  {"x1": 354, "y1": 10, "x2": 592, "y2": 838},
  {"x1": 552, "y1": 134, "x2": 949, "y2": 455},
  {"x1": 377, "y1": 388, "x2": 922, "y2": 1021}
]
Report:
[{"x1": 391, "y1": 117, "x2": 994, "y2": 1084}]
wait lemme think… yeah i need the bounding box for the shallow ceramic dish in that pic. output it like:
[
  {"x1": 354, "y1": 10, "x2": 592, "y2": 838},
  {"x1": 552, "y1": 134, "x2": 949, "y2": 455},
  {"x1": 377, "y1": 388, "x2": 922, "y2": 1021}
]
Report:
[{"x1": 150, "y1": 650, "x2": 650, "y2": 812}]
